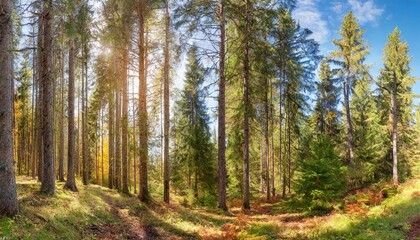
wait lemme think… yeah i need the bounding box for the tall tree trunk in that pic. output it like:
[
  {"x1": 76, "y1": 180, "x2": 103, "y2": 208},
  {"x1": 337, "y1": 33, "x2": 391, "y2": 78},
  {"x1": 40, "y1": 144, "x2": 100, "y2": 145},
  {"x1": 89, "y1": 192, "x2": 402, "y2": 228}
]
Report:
[
  {"x1": 279, "y1": 73, "x2": 283, "y2": 197},
  {"x1": 108, "y1": 94, "x2": 114, "y2": 189},
  {"x1": 40, "y1": 0, "x2": 56, "y2": 195},
  {"x1": 101, "y1": 105, "x2": 104, "y2": 185},
  {"x1": 95, "y1": 121, "x2": 99, "y2": 182},
  {"x1": 163, "y1": 1, "x2": 170, "y2": 204},
  {"x1": 242, "y1": 0, "x2": 251, "y2": 210},
  {"x1": 132, "y1": 75, "x2": 137, "y2": 194},
  {"x1": 122, "y1": 49, "x2": 129, "y2": 193},
  {"x1": 82, "y1": 46, "x2": 89, "y2": 185},
  {"x1": 287, "y1": 97, "x2": 291, "y2": 194},
  {"x1": 265, "y1": 78, "x2": 270, "y2": 201},
  {"x1": 0, "y1": 0, "x2": 19, "y2": 216},
  {"x1": 36, "y1": 11, "x2": 44, "y2": 182},
  {"x1": 270, "y1": 85, "x2": 275, "y2": 197},
  {"x1": 115, "y1": 72, "x2": 121, "y2": 190},
  {"x1": 58, "y1": 48, "x2": 65, "y2": 182},
  {"x1": 64, "y1": 40, "x2": 78, "y2": 192},
  {"x1": 260, "y1": 137, "x2": 264, "y2": 193},
  {"x1": 31, "y1": 29, "x2": 37, "y2": 178},
  {"x1": 217, "y1": 0, "x2": 227, "y2": 211},
  {"x1": 344, "y1": 78, "x2": 354, "y2": 162},
  {"x1": 137, "y1": 0, "x2": 149, "y2": 201},
  {"x1": 392, "y1": 77, "x2": 398, "y2": 185}
]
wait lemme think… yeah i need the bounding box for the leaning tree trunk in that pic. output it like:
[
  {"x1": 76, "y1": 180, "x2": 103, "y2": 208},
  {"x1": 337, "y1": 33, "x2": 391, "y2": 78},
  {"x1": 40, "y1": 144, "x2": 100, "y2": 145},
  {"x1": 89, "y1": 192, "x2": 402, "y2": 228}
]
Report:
[
  {"x1": 40, "y1": 0, "x2": 56, "y2": 195},
  {"x1": 64, "y1": 39, "x2": 78, "y2": 192},
  {"x1": 0, "y1": 0, "x2": 19, "y2": 216}
]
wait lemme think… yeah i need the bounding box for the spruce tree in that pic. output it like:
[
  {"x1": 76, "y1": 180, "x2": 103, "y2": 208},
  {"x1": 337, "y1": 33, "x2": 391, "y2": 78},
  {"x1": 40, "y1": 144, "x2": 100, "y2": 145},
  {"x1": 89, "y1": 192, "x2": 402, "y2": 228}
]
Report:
[
  {"x1": 351, "y1": 74, "x2": 386, "y2": 185},
  {"x1": 172, "y1": 47, "x2": 215, "y2": 201},
  {"x1": 313, "y1": 60, "x2": 340, "y2": 140},
  {"x1": 296, "y1": 136, "x2": 346, "y2": 214},
  {"x1": 378, "y1": 28, "x2": 416, "y2": 185},
  {"x1": 331, "y1": 12, "x2": 369, "y2": 163}
]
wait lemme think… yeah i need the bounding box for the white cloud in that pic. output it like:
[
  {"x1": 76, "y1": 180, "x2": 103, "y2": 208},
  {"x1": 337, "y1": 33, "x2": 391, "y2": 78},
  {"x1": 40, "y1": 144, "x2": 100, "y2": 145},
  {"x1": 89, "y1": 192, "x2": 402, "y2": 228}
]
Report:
[
  {"x1": 293, "y1": 0, "x2": 330, "y2": 44},
  {"x1": 331, "y1": 1, "x2": 345, "y2": 15},
  {"x1": 347, "y1": 0, "x2": 384, "y2": 24}
]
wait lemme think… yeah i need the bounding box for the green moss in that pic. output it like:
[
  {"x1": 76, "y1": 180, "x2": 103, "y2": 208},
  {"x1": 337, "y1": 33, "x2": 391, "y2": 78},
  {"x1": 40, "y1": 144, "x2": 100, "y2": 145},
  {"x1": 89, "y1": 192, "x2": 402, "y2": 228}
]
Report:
[{"x1": 0, "y1": 217, "x2": 14, "y2": 237}]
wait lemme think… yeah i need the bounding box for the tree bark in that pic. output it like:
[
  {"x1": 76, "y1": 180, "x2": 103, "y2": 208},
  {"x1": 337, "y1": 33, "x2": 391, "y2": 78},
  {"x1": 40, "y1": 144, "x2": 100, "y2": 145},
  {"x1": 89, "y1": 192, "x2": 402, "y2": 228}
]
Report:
[
  {"x1": 40, "y1": 0, "x2": 56, "y2": 195},
  {"x1": 279, "y1": 72, "x2": 283, "y2": 197},
  {"x1": 0, "y1": 0, "x2": 19, "y2": 216},
  {"x1": 242, "y1": 0, "x2": 251, "y2": 210},
  {"x1": 82, "y1": 45, "x2": 89, "y2": 185},
  {"x1": 58, "y1": 48, "x2": 65, "y2": 182},
  {"x1": 217, "y1": 0, "x2": 227, "y2": 211},
  {"x1": 36, "y1": 11, "x2": 44, "y2": 183},
  {"x1": 108, "y1": 94, "x2": 114, "y2": 189},
  {"x1": 137, "y1": 0, "x2": 149, "y2": 201},
  {"x1": 392, "y1": 75, "x2": 398, "y2": 185},
  {"x1": 115, "y1": 70, "x2": 121, "y2": 190},
  {"x1": 163, "y1": 0, "x2": 170, "y2": 204},
  {"x1": 64, "y1": 40, "x2": 78, "y2": 192},
  {"x1": 344, "y1": 78, "x2": 355, "y2": 162},
  {"x1": 265, "y1": 78, "x2": 270, "y2": 201},
  {"x1": 122, "y1": 49, "x2": 129, "y2": 193}
]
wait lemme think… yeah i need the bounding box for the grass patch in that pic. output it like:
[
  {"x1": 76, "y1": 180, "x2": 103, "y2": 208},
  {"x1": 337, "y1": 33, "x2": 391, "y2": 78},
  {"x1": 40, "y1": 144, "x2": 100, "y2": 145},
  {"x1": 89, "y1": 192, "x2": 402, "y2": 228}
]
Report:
[
  {"x1": 1, "y1": 176, "x2": 419, "y2": 240},
  {"x1": 239, "y1": 222, "x2": 280, "y2": 240}
]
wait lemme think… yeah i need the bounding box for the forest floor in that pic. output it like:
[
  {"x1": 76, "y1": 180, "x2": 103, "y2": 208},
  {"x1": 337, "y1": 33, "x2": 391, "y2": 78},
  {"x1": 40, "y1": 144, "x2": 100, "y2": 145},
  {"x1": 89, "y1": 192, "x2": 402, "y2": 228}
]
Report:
[{"x1": 0, "y1": 177, "x2": 419, "y2": 240}]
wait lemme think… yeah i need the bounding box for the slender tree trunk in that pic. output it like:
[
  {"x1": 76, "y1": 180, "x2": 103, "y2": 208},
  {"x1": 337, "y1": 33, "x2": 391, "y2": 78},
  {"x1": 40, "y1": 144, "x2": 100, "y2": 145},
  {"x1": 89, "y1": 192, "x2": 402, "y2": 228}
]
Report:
[
  {"x1": 0, "y1": 0, "x2": 19, "y2": 216},
  {"x1": 64, "y1": 40, "x2": 77, "y2": 192},
  {"x1": 58, "y1": 49, "x2": 65, "y2": 182},
  {"x1": 163, "y1": 1, "x2": 171, "y2": 204},
  {"x1": 108, "y1": 95, "x2": 114, "y2": 189},
  {"x1": 242, "y1": 0, "x2": 251, "y2": 210},
  {"x1": 270, "y1": 85, "x2": 275, "y2": 197},
  {"x1": 101, "y1": 105, "x2": 104, "y2": 185},
  {"x1": 40, "y1": 0, "x2": 56, "y2": 195},
  {"x1": 279, "y1": 75, "x2": 282, "y2": 197},
  {"x1": 31, "y1": 29, "x2": 37, "y2": 178},
  {"x1": 95, "y1": 121, "x2": 99, "y2": 182},
  {"x1": 344, "y1": 78, "x2": 354, "y2": 162},
  {"x1": 194, "y1": 168, "x2": 198, "y2": 198},
  {"x1": 133, "y1": 80, "x2": 137, "y2": 194},
  {"x1": 260, "y1": 137, "x2": 264, "y2": 193},
  {"x1": 287, "y1": 98, "x2": 291, "y2": 194},
  {"x1": 122, "y1": 49, "x2": 129, "y2": 193},
  {"x1": 265, "y1": 78, "x2": 270, "y2": 201},
  {"x1": 217, "y1": 0, "x2": 227, "y2": 211},
  {"x1": 82, "y1": 46, "x2": 89, "y2": 185},
  {"x1": 137, "y1": 0, "x2": 149, "y2": 201},
  {"x1": 115, "y1": 71, "x2": 121, "y2": 190},
  {"x1": 392, "y1": 77, "x2": 398, "y2": 185},
  {"x1": 36, "y1": 11, "x2": 44, "y2": 183}
]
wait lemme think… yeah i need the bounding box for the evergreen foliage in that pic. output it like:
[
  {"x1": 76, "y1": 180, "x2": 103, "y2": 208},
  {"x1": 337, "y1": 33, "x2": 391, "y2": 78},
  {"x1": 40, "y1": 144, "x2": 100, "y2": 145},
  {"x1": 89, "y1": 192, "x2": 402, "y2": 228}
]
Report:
[
  {"x1": 295, "y1": 136, "x2": 346, "y2": 214},
  {"x1": 172, "y1": 47, "x2": 216, "y2": 203}
]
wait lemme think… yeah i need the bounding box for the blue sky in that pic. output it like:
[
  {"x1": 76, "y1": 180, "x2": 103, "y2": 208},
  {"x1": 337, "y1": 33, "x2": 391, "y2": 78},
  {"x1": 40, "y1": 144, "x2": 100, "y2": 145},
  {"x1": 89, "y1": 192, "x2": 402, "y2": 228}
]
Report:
[{"x1": 293, "y1": 0, "x2": 420, "y2": 97}]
